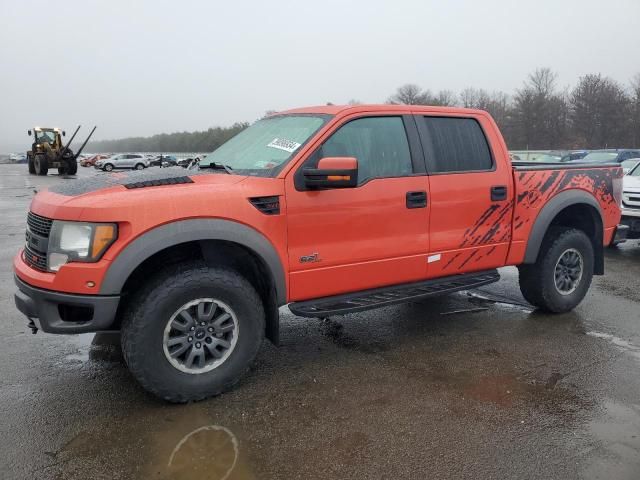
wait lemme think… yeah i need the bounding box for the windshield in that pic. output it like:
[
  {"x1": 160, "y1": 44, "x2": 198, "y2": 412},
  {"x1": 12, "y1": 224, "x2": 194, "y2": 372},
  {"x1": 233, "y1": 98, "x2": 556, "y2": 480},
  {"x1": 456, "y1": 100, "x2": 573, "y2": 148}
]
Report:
[
  {"x1": 200, "y1": 114, "x2": 330, "y2": 177},
  {"x1": 630, "y1": 162, "x2": 640, "y2": 177},
  {"x1": 37, "y1": 131, "x2": 55, "y2": 144},
  {"x1": 581, "y1": 152, "x2": 618, "y2": 163}
]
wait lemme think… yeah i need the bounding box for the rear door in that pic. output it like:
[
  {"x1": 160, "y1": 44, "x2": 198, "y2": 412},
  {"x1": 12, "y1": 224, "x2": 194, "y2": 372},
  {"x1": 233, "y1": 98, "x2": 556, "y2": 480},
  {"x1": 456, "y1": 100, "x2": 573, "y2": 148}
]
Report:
[
  {"x1": 285, "y1": 114, "x2": 430, "y2": 301},
  {"x1": 415, "y1": 114, "x2": 514, "y2": 277}
]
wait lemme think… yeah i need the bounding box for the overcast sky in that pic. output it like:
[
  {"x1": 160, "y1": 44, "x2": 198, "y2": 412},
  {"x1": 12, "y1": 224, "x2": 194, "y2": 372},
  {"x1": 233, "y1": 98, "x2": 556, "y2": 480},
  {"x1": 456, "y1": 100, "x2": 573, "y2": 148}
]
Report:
[{"x1": 1, "y1": 0, "x2": 639, "y2": 152}]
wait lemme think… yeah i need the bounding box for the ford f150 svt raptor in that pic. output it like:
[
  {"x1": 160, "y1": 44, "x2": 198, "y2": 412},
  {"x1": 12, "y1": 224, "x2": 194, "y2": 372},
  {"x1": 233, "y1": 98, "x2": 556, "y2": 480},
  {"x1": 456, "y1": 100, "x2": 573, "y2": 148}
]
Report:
[{"x1": 14, "y1": 105, "x2": 626, "y2": 402}]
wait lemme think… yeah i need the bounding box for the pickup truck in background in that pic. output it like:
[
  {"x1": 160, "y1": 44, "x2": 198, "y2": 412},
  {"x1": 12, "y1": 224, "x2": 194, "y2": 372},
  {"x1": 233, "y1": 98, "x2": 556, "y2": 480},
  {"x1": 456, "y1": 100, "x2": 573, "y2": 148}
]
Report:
[
  {"x1": 620, "y1": 161, "x2": 640, "y2": 241},
  {"x1": 13, "y1": 105, "x2": 625, "y2": 402}
]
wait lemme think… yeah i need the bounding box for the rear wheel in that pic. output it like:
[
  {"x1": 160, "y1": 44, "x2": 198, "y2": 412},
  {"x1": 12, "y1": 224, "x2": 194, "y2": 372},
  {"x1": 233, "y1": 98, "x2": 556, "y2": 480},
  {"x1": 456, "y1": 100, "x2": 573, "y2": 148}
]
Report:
[
  {"x1": 34, "y1": 154, "x2": 48, "y2": 175},
  {"x1": 103, "y1": 163, "x2": 114, "y2": 172},
  {"x1": 518, "y1": 227, "x2": 593, "y2": 313},
  {"x1": 134, "y1": 163, "x2": 145, "y2": 170},
  {"x1": 121, "y1": 262, "x2": 265, "y2": 403}
]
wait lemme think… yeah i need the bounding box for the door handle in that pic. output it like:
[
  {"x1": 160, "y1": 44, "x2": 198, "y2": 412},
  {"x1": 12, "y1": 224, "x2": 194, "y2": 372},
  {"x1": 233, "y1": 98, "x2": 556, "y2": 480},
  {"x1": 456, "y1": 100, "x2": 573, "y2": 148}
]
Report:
[
  {"x1": 491, "y1": 185, "x2": 507, "y2": 201},
  {"x1": 406, "y1": 191, "x2": 427, "y2": 209}
]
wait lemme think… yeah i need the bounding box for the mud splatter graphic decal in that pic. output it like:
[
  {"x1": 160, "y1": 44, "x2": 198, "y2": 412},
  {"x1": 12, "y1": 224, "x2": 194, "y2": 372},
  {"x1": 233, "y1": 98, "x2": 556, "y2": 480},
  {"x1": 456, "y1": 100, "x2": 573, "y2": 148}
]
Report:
[
  {"x1": 514, "y1": 167, "x2": 622, "y2": 233},
  {"x1": 442, "y1": 165, "x2": 621, "y2": 272}
]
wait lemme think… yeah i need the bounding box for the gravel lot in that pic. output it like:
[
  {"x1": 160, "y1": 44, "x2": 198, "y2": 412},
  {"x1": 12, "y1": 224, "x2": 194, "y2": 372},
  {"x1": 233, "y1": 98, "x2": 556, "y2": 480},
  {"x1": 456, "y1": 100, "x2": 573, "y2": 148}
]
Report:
[{"x1": 1, "y1": 164, "x2": 639, "y2": 480}]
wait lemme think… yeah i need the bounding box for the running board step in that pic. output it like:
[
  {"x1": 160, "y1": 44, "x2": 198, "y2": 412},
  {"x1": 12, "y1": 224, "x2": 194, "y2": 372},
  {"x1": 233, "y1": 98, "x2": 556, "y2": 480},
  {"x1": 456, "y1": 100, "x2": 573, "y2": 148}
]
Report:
[{"x1": 288, "y1": 269, "x2": 500, "y2": 317}]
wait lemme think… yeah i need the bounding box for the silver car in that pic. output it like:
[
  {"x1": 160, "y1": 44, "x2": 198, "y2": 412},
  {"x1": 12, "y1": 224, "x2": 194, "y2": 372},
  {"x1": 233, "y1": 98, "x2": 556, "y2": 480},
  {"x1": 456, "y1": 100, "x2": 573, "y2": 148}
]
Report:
[{"x1": 95, "y1": 154, "x2": 149, "y2": 172}]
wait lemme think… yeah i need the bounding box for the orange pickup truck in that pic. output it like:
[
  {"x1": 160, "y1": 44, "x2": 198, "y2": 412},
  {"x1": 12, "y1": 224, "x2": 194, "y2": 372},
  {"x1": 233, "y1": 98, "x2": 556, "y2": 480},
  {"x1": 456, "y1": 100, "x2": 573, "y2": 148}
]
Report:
[{"x1": 14, "y1": 105, "x2": 626, "y2": 402}]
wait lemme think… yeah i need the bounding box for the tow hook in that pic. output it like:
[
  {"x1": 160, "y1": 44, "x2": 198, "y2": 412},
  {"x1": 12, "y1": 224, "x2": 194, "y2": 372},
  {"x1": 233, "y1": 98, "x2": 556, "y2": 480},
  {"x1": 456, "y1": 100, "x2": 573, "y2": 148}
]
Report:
[{"x1": 27, "y1": 319, "x2": 38, "y2": 334}]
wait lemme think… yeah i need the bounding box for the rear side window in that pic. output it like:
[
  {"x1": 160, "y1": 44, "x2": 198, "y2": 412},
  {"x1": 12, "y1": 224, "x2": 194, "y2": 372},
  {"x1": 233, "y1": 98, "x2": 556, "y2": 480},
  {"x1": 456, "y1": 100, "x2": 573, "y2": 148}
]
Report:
[{"x1": 420, "y1": 117, "x2": 493, "y2": 173}]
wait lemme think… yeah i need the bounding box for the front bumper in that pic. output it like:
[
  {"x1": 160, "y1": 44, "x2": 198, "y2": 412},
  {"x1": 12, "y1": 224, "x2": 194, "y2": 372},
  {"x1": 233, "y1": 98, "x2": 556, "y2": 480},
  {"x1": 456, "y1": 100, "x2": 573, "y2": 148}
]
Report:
[{"x1": 14, "y1": 275, "x2": 120, "y2": 334}]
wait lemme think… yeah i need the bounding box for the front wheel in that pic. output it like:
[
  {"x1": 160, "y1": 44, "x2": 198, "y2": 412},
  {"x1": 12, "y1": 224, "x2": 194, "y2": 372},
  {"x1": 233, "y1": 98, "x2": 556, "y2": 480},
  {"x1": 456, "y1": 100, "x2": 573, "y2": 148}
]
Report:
[
  {"x1": 518, "y1": 227, "x2": 594, "y2": 313},
  {"x1": 121, "y1": 262, "x2": 265, "y2": 403},
  {"x1": 34, "y1": 154, "x2": 48, "y2": 175},
  {"x1": 134, "y1": 163, "x2": 145, "y2": 170},
  {"x1": 103, "y1": 163, "x2": 114, "y2": 172}
]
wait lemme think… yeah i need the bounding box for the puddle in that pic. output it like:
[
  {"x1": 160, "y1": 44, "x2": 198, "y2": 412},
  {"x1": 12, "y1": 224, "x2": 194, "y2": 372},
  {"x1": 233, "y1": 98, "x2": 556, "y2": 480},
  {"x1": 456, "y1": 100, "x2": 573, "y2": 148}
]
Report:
[
  {"x1": 587, "y1": 331, "x2": 640, "y2": 362},
  {"x1": 64, "y1": 332, "x2": 123, "y2": 363},
  {"x1": 166, "y1": 425, "x2": 240, "y2": 480},
  {"x1": 144, "y1": 408, "x2": 255, "y2": 480}
]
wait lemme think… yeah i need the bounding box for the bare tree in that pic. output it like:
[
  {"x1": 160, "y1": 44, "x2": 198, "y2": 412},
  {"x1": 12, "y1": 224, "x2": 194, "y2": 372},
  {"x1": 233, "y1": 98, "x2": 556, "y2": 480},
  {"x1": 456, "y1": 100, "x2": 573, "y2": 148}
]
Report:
[
  {"x1": 570, "y1": 74, "x2": 630, "y2": 148},
  {"x1": 387, "y1": 84, "x2": 430, "y2": 105},
  {"x1": 512, "y1": 68, "x2": 569, "y2": 149},
  {"x1": 630, "y1": 74, "x2": 640, "y2": 146}
]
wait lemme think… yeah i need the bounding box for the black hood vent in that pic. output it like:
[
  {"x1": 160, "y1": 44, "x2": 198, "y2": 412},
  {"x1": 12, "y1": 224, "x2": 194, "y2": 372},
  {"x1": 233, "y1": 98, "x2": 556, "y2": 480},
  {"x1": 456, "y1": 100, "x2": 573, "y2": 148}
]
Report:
[
  {"x1": 249, "y1": 196, "x2": 280, "y2": 215},
  {"x1": 124, "y1": 176, "x2": 193, "y2": 189}
]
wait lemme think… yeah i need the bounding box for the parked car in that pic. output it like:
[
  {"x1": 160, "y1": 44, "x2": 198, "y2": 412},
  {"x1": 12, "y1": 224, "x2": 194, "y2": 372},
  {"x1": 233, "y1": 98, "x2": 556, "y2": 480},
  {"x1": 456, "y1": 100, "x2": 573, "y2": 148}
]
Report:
[
  {"x1": 14, "y1": 104, "x2": 624, "y2": 403},
  {"x1": 619, "y1": 161, "x2": 640, "y2": 242},
  {"x1": 95, "y1": 154, "x2": 149, "y2": 171},
  {"x1": 532, "y1": 150, "x2": 589, "y2": 163},
  {"x1": 149, "y1": 155, "x2": 178, "y2": 167},
  {"x1": 577, "y1": 149, "x2": 640, "y2": 164},
  {"x1": 621, "y1": 159, "x2": 640, "y2": 174},
  {"x1": 80, "y1": 154, "x2": 109, "y2": 167}
]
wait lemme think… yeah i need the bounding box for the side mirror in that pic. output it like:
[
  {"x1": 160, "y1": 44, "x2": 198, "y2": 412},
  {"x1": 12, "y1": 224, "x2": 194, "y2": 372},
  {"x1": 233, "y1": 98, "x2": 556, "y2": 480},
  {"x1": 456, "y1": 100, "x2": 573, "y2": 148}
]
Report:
[
  {"x1": 28, "y1": 130, "x2": 32, "y2": 136},
  {"x1": 62, "y1": 131, "x2": 66, "y2": 136},
  {"x1": 304, "y1": 157, "x2": 358, "y2": 189}
]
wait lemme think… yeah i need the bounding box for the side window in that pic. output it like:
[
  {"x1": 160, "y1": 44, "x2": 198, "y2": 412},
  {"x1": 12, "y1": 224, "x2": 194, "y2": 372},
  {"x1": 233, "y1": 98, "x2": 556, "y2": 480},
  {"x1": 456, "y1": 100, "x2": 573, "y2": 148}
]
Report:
[
  {"x1": 421, "y1": 117, "x2": 493, "y2": 173},
  {"x1": 319, "y1": 116, "x2": 413, "y2": 183}
]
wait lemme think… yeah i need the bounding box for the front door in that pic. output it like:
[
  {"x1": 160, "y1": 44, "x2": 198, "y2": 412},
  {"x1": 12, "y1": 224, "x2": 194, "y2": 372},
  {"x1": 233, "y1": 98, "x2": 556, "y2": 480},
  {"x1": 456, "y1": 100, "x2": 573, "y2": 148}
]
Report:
[{"x1": 285, "y1": 115, "x2": 430, "y2": 301}]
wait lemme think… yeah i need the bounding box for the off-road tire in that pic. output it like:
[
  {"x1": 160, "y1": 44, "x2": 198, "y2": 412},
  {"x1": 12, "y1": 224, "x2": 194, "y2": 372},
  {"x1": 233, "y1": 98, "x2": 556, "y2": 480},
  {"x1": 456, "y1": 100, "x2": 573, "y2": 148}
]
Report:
[
  {"x1": 121, "y1": 262, "x2": 265, "y2": 403},
  {"x1": 518, "y1": 227, "x2": 593, "y2": 313},
  {"x1": 103, "y1": 163, "x2": 114, "y2": 172},
  {"x1": 28, "y1": 156, "x2": 35, "y2": 174},
  {"x1": 34, "y1": 154, "x2": 48, "y2": 175},
  {"x1": 66, "y1": 158, "x2": 78, "y2": 175}
]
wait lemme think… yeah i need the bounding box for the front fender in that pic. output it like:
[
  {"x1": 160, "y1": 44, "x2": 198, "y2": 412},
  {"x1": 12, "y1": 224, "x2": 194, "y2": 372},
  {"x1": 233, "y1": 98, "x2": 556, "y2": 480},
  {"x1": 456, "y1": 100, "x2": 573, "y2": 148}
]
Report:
[{"x1": 99, "y1": 219, "x2": 286, "y2": 305}]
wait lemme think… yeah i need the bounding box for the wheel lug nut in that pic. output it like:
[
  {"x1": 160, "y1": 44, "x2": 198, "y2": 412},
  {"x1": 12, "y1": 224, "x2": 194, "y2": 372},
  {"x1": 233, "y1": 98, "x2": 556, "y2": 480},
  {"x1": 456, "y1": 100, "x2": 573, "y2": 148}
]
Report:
[
  {"x1": 190, "y1": 326, "x2": 195, "y2": 331},
  {"x1": 188, "y1": 336, "x2": 193, "y2": 342},
  {"x1": 208, "y1": 327, "x2": 214, "y2": 332},
  {"x1": 196, "y1": 342, "x2": 201, "y2": 348},
  {"x1": 205, "y1": 337, "x2": 212, "y2": 344},
  {"x1": 200, "y1": 322, "x2": 205, "y2": 326}
]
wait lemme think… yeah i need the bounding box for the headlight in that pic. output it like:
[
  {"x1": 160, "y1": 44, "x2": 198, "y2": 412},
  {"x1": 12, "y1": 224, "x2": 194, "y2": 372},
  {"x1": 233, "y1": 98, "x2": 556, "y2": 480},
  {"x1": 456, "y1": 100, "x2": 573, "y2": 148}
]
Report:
[{"x1": 48, "y1": 221, "x2": 117, "y2": 271}]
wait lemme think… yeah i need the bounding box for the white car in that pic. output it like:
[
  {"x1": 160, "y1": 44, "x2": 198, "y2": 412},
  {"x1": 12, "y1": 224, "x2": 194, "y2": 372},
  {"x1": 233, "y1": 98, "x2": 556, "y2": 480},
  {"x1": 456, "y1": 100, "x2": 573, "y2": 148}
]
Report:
[
  {"x1": 620, "y1": 161, "x2": 640, "y2": 243},
  {"x1": 95, "y1": 154, "x2": 149, "y2": 172}
]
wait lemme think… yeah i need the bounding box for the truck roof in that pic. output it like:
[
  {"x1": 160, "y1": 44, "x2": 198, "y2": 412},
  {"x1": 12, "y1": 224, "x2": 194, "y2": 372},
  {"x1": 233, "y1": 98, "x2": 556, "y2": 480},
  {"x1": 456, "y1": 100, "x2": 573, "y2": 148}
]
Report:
[{"x1": 279, "y1": 104, "x2": 489, "y2": 117}]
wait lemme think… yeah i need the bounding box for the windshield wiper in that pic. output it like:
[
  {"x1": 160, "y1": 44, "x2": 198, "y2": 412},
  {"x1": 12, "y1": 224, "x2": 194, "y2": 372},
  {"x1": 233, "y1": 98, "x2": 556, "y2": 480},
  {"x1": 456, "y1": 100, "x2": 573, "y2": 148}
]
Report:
[{"x1": 200, "y1": 162, "x2": 234, "y2": 174}]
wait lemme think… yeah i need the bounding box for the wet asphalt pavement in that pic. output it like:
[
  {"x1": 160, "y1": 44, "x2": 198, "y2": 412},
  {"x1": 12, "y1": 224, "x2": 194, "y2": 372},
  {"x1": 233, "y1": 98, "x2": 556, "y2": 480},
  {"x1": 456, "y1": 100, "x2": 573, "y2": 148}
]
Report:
[{"x1": 1, "y1": 164, "x2": 639, "y2": 479}]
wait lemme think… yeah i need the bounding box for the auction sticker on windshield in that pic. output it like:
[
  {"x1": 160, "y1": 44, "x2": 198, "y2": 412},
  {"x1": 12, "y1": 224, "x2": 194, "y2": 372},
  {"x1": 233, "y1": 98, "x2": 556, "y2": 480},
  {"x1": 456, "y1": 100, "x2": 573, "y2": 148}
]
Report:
[{"x1": 267, "y1": 138, "x2": 301, "y2": 153}]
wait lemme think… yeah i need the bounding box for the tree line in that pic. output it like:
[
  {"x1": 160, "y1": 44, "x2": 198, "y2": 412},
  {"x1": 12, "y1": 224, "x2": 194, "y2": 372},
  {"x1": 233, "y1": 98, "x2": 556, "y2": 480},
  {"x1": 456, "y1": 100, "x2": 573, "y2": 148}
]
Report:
[
  {"x1": 90, "y1": 68, "x2": 640, "y2": 153},
  {"x1": 89, "y1": 123, "x2": 248, "y2": 153},
  {"x1": 387, "y1": 68, "x2": 640, "y2": 150}
]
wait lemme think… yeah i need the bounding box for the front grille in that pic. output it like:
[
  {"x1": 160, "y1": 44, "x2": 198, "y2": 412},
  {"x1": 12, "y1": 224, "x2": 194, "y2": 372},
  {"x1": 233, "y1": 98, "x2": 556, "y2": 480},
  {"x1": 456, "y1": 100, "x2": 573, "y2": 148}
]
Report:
[
  {"x1": 24, "y1": 244, "x2": 48, "y2": 271},
  {"x1": 27, "y1": 212, "x2": 53, "y2": 237}
]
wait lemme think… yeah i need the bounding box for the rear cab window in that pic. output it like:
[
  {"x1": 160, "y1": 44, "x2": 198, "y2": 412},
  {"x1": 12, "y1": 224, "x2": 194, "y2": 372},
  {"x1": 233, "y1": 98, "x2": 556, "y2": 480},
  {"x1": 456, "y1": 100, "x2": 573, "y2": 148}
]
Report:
[{"x1": 417, "y1": 116, "x2": 493, "y2": 173}]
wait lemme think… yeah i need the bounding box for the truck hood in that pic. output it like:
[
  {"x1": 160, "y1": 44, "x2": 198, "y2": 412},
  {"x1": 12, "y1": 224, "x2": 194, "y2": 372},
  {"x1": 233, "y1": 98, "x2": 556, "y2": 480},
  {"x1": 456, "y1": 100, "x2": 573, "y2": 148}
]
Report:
[
  {"x1": 47, "y1": 167, "x2": 239, "y2": 197},
  {"x1": 623, "y1": 175, "x2": 640, "y2": 192},
  {"x1": 29, "y1": 167, "x2": 276, "y2": 222}
]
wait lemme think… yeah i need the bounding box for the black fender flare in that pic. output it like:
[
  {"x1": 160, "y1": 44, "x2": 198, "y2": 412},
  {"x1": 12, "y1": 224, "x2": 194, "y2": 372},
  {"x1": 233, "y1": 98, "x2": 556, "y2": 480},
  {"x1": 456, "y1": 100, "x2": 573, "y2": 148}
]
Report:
[
  {"x1": 99, "y1": 219, "x2": 287, "y2": 305},
  {"x1": 523, "y1": 189, "x2": 604, "y2": 272}
]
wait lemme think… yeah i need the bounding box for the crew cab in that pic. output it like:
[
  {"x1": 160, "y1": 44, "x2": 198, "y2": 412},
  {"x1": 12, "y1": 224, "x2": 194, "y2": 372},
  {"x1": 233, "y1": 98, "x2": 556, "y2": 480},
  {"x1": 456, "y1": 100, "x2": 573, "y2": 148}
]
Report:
[{"x1": 13, "y1": 105, "x2": 625, "y2": 402}]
